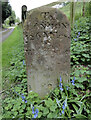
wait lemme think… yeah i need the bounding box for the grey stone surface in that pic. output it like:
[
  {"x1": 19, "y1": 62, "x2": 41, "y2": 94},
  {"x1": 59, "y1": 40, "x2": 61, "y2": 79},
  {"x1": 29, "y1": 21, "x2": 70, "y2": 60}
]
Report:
[{"x1": 23, "y1": 6, "x2": 70, "y2": 98}]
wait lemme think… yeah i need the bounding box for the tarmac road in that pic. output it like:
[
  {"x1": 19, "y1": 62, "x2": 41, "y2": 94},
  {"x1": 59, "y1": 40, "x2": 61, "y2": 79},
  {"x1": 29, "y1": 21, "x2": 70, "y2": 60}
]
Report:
[{"x1": 0, "y1": 27, "x2": 15, "y2": 42}]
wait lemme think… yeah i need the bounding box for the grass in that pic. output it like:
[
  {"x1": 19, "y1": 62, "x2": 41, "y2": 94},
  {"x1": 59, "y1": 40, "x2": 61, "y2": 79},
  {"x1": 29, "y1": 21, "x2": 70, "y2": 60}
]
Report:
[
  {"x1": 2, "y1": 25, "x2": 23, "y2": 67},
  {"x1": 2, "y1": 25, "x2": 24, "y2": 89}
]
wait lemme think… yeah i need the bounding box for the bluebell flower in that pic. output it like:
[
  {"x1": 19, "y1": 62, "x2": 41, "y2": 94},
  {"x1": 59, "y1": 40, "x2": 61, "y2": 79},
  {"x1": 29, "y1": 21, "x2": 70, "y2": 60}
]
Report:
[
  {"x1": 73, "y1": 77, "x2": 75, "y2": 80},
  {"x1": 25, "y1": 100, "x2": 27, "y2": 103},
  {"x1": 59, "y1": 76, "x2": 63, "y2": 91},
  {"x1": 71, "y1": 77, "x2": 75, "y2": 86},
  {"x1": 32, "y1": 106, "x2": 38, "y2": 118},
  {"x1": 59, "y1": 86, "x2": 63, "y2": 91},
  {"x1": 62, "y1": 102, "x2": 65, "y2": 110},
  {"x1": 21, "y1": 94, "x2": 25, "y2": 99},
  {"x1": 59, "y1": 82, "x2": 62, "y2": 87},
  {"x1": 23, "y1": 60, "x2": 26, "y2": 65},
  {"x1": 60, "y1": 76, "x2": 62, "y2": 82},
  {"x1": 78, "y1": 32, "x2": 80, "y2": 35},
  {"x1": 74, "y1": 38, "x2": 77, "y2": 41},
  {"x1": 59, "y1": 113, "x2": 62, "y2": 116},
  {"x1": 32, "y1": 106, "x2": 35, "y2": 114},
  {"x1": 62, "y1": 110, "x2": 64, "y2": 114},
  {"x1": 77, "y1": 35, "x2": 79, "y2": 38},
  {"x1": 66, "y1": 86, "x2": 69, "y2": 90},
  {"x1": 21, "y1": 94, "x2": 27, "y2": 103}
]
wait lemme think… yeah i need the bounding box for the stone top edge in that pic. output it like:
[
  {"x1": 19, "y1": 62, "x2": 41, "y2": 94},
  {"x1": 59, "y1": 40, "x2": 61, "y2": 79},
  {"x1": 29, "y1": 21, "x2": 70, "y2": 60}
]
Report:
[
  {"x1": 27, "y1": 6, "x2": 65, "y2": 16},
  {"x1": 26, "y1": 6, "x2": 70, "y2": 24}
]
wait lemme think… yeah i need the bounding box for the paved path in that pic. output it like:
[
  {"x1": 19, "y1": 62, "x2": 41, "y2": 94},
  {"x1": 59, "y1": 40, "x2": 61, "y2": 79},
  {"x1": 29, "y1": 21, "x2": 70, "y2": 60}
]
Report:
[{"x1": 0, "y1": 27, "x2": 15, "y2": 42}]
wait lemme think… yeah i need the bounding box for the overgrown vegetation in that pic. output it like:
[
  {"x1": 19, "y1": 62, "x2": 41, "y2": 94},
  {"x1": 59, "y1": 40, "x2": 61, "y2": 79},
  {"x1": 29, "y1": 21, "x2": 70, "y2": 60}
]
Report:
[
  {"x1": 60, "y1": 2, "x2": 90, "y2": 21},
  {"x1": 1, "y1": 2, "x2": 91, "y2": 119},
  {"x1": 2, "y1": 25, "x2": 26, "y2": 89}
]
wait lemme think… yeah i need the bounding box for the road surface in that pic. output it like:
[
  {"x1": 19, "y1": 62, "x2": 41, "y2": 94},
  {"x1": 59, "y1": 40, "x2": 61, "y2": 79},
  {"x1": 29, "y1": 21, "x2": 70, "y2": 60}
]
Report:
[{"x1": 0, "y1": 27, "x2": 15, "y2": 42}]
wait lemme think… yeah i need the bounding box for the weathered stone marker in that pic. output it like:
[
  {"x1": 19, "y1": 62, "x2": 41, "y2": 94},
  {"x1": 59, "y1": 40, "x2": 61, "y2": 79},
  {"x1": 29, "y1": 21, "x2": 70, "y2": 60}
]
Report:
[{"x1": 23, "y1": 6, "x2": 70, "y2": 98}]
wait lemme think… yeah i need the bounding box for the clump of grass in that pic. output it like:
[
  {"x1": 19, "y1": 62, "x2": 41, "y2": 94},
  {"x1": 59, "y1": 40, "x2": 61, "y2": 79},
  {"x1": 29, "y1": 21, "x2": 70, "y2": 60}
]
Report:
[
  {"x1": 2, "y1": 25, "x2": 23, "y2": 67},
  {"x1": 2, "y1": 25, "x2": 25, "y2": 89}
]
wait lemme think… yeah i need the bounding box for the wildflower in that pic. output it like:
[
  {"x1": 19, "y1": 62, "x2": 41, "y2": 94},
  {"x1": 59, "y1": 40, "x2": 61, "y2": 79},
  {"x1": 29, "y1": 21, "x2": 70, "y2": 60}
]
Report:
[
  {"x1": 62, "y1": 110, "x2": 64, "y2": 114},
  {"x1": 32, "y1": 106, "x2": 39, "y2": 118},
  {"x1": 21, "y1": 94, "x2": 27, "y2": 103},
  {"x1": 59, "y1": 113, "x2": 62, "y2": 116},
  {"x1": 32, "y1": 106, "x2": 35, "y2": 114},
  {"x1": 60, "y1": 76, "x2": 62, "y2": 82},
  {"x1": 23, "y1": 60, "x2": 25, "y2": 65},
  {"x1": 77, "y1": 35, "x2": 79, "y2": 38},
  {"x1": 62, "y1": 102, "x2": 65, "y2": 110},
  {"x1": 59, "y1": 76, "x2": 63, "y2": 91},
  {"x1": 71, "y1": 77, "x2": 75, "y2": 86},
  {"x1": 66, "y1": 86, "x2": 69, "y2": 90},
  {"x1": 25, "y1": 100, "x2": 27, "y2": 103},
  {"x1": 78, "y1": 32, "x2": 80, "y2": 35},
  {"x1": 59, "y1": 86, "x2": 63, "y2": 91},
  {"x1": 74, "y1": 38, "x2": 77, "y2": 41}
]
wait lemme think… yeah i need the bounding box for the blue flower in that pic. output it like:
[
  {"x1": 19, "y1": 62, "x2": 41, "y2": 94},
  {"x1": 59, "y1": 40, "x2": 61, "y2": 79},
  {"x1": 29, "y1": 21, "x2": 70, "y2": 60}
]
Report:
[
  {"x1": 59, "y1": 113, "x2": 62, "y2": 116},
  {"x1": 71, "y1": 77, "x2": 75, "y2": 86},
  {"x1": 62, "y1": 102, "x2": 65, "y2": 110},
  {"x1": 77, "y1": 35, "x2": 79, "y2": 38},
  {"x1": 78, "y1": 32, "x2": 80, "y2": 35},
  {"x1": 62, "y1": 110, "x2": 64, "y2": 114},
  {"x1": 23, "y1": 60, "x2": 25, "y2": 65},
  {"x1": 66, "y1": 86, "x2": 69, "y2": 90},
  {"x1": 60, "y1": 76, "x2": 62, "y2": 82},
  {"x1": 74, "y1": 38, "x2": 77, "y2": 41},
  {"x1": 32, "y1": 106, "x2": 38, "y2": 118},
  {"x1": 32, "y1": 106, "x2": 35, "y2": 114},
  {"x1": 21, "y1": 94, "x2": 27, "y2": 103},
  {"x1": 59, "y1": 76, "x2": 63, "y2": 91},
  {"x1": 25, "y1": 100, "x2": 27, "y2": 103},
  {"x1": 59, "y1": 82, "x2": 62, "y2": 87},
  {"x1": 21, "y1": 94, "x2": 25, "y2": 99},
  {"x1": 60, "y1": 86, "x2": 63, "y2": 91}
]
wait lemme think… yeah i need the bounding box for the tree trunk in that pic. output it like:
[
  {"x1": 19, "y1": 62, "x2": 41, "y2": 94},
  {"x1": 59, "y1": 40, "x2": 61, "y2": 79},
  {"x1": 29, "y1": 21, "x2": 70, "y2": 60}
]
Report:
[
  {"x1": 82, "y1": 1, "x2": 85, "y2": 17},
  {"x1": 70, "y1": 1, "x2": 75, "y2": 28}
]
